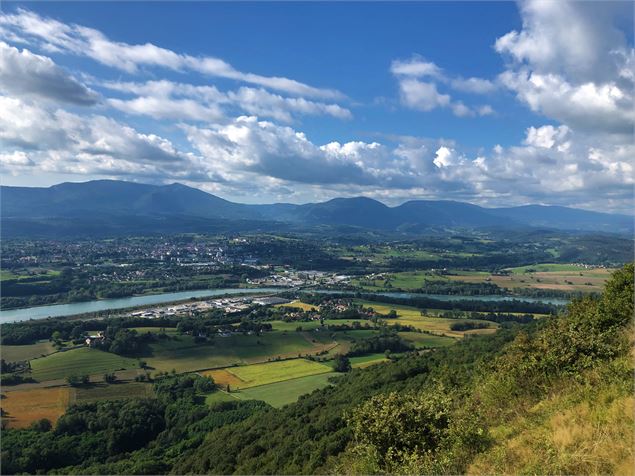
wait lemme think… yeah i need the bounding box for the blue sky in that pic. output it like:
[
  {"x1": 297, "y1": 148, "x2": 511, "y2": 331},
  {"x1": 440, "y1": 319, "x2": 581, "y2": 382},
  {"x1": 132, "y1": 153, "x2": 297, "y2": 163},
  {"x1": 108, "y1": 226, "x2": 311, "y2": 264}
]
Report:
[{"x1": 0, "y1": 1, "x2": 633, "y2": 212}]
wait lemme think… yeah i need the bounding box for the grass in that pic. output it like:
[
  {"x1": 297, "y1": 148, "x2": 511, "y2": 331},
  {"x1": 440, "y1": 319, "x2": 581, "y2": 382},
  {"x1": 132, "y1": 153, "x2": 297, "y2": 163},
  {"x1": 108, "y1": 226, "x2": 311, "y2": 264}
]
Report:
[
  {"x1": 469, "y1": 375, "x2": 634, "y2": 475},
  {"x1": 230, "y1": 372, "x2": 338, "y2": 408},
  {"x1": 1, "y1": 387, "x2": 71, "y2": 428},
  {"x1": 398, "y1": 331, "x2": 456, "y2": 348},
  {"x1": 147, "y1": 331, "x2": 333, "y2": 374},
  {"x1": 73, "y1": 382, "x2": 154, "y2": 403},
  {"x1": 0, "y1": 268, "x2": 60, "y2": 282},
  {"x1": 447, "y1": 265, "x2": 614, "y2": 293},
  {"x1": 2, "y1": 340, "x2": 55, "y2": 362},
  {"x1": 276, "y1": 300, "x2": 318, "y2": 311},
  {"x1": 221, "y1": 358, "x2": 333, "y2": 389},
  {"x1": 349, "y1": 353, "x2": 389, "y2": 368},
  {"x1": 506, "y1": 263, "x2": 590, "y2": 273},
  {"x1": 352, "y1": 271, "x2": 448, "y2": 291},
  {"x1": 354, "y1": 299, "x2": 497, "y2": 338},
  {"x1": 205, "y1": 390, "x2": 239, "y2": 405},
  {"x1": 30, "y1": 347, "x2": 139, "y2": 382}
]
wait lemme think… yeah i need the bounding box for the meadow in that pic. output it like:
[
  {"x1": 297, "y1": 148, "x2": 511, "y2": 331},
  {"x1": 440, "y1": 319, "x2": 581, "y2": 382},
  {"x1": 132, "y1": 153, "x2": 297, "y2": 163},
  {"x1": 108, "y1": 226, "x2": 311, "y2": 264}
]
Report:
[
  {"x1": 73, "y1": 382, "x2": 154, "y2": 404},
  {"x1": 146, "y1": 331, "x2": 334, "y2": 374},
  {"x1": 1, "y1": 387, "x2": 71, "y2": 429},
  {"x1": 202, "y1": 358, "x2": 332, "y2": 390},
  {"x1": 29, "y1": 347, "x2": 139, "y2": 382},
  {"x1": 447, "y1": 265, "x2": 613, "y2": 293},
  {"x1": 354, "y1": 299, "x2": 498, "y2": 338},
  {"x1": 349, "y1": 353, "x2": 389, "y2": 368},
  {"x1": 231, "y1": 372, "x2": 338, "y2": 408},
  {"x1": 2, "y1": 340, "x2": 55, "y2": 362}
]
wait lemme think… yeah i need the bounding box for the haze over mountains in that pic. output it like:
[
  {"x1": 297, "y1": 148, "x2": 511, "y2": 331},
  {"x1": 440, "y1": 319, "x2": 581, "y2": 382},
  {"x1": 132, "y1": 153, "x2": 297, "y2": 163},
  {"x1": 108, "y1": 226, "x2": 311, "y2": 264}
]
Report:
[{"x1": 2, "y1": 180, "x2": 632, "y2": 238}]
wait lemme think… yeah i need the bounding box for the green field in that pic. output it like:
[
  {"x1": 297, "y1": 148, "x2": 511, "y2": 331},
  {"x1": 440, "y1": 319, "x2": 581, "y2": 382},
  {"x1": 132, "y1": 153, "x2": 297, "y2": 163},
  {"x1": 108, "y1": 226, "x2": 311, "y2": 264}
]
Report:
[
  {"x1": 0, "y1": 269, "x2": 60, "y2": 282},
  {"x1": 73, "y1": 382, "x2": 154, "y2": 403},
  {"x1": 146, "y1": 331, "x2": 332, "y2": 374},
  {"x1": 276, "y1": 300, "x2": 319, "y2": 311},
  {"x1": 30, "y1": 348, "x2": 139, "y2": 382},
  {"x1": 354, "y1": 299, "x2": 497, "y2": 337},
  {"x1": 230, "y1": 372, "x2": 338, "y2": 408},
  {"x1": 349, "y1": 353, "x2": 389, "y2": 368},
  {"x1": 351, "y1": 270, "x2": 447, "y2": 291},
  {"x1": 448, "y1": 265, "x2": 613, "y2": 293},
  {"x1": 227, "y1": 358, "x2": 333, "y2": 389},
  {"x1": 506, "y1": 263, "x2": 588, "y2": 273},
  {"x1": 2, "y1": 341, "x2": 56, "y2": 362},
  {"x1": 398, "y1": 331, "x2": 456, "y2": 348},
  {"x1": 205, "y1": 390, "x2": 239, "y2": 405}
]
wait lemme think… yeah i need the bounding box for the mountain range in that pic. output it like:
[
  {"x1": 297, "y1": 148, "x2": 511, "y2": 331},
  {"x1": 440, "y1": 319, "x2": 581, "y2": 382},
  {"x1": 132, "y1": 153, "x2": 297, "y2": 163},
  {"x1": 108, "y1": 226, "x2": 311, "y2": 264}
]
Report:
[{"x1": 1, "y1": 180, "x2": 632, "y2": 237}]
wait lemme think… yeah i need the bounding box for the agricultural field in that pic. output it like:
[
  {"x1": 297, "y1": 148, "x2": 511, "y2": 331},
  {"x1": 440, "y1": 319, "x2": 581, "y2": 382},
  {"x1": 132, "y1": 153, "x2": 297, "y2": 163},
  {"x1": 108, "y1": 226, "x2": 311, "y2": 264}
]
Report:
[
  {"x1": 146, "y1": 331, "x2": 335, "y2": 374},
  {"x1": 349, "y1": 353, "x2": 389, "y2": 368},
  {"x1": 229, "y1": 372, "x2": 338, "y2": 408},
  {"x1": 351, "y1": 270, "x2": 445, "y2": 291},
  {"x1": 354, "y1": 300, "x2": 498, "y2": 338},
  {"x1": 73, "y1": 382, "x2": 154, "y2": 404},
  {"x1": 276, "y1": 300, "x2": 319, "y2": 311},
  {"x1": 29, "y1": 347, "x2": 139, "y2": 382},
  {"x1": 397, "y1": 332, "x2": 455, "y2": 348},
  {"x1": 270, "y1": 318, "x2": 376, "y2": 332},
  {"x1": 1, "y1": 387, "x2": 71, "y2": 428},
  {"x1": 2, "y1": 340, "x2": 56, "y2": 362},
  {"x1": 447, "y1": 265, "x2": 613, "y2": 293},
  {"x1": 0, "y1": 268, "x2": 60, "y2": 282},
  {"x1": 202, "y1": 358, "x2": 332, "y2": 390}
]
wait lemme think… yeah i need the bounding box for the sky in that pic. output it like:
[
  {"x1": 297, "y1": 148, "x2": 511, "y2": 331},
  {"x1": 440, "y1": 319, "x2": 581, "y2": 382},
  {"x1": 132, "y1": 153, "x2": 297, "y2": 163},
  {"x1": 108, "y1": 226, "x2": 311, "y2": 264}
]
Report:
[{"x1": 0, "y1": 1, "x2": 633, "y2": 213}]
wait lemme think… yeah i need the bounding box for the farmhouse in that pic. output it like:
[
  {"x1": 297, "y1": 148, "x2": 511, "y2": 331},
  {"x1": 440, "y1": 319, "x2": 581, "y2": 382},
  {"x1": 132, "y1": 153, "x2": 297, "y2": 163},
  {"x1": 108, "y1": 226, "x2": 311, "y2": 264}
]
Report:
[{"x1": 85, "y1": 332, "x2": 105, "y2": 346}]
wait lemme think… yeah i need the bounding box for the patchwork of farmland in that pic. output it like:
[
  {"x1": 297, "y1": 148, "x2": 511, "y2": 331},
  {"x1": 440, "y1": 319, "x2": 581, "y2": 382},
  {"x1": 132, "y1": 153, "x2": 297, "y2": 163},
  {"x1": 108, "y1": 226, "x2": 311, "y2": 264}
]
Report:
[{"x1": 446, "y1": 265, "x2": 613, "y2": 293}]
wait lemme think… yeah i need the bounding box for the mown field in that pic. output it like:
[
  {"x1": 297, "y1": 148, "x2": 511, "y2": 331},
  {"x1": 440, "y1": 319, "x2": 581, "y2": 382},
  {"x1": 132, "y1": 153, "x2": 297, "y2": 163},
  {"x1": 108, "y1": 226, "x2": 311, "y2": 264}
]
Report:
[
  {"x1": 201, "y1": 358, "x2": 332, "y2": 390},
  {"x1": 232, "y1": 372, "x2": 337, "y2": 407},
  {"x1": 1, "y1": 387, "x2": 71, "y2": 429},
  {"x1": 354, "y1": 299, "x2": 498, "y2": 338},
  {"x1": 349, "y1": 353, "x2": 389, "y2": 368},
  {"x1": 351, "y1": 270, "x2": 445, "y2": 291},
  {"x1": 276, "y1": 300, "x2": 319, "y2": 311},
  {"x1": 73, "y1": 382, "x2": 154, "y2": 404},
  {"x1": 29, "y1": 348, "x2": 139, "y2": 382},
  {"x1": 2, "y1": 340, "x2": 56, "y2": 362},
  {"x1": 146, "y1": 331, "x2": 335, "y2": 374},
  {"x1": 1, "y1": 382, "x2": 154, "y2": 429},
  {"x1": 447, "y1": 265, "x2": 613, "y2": 293}
]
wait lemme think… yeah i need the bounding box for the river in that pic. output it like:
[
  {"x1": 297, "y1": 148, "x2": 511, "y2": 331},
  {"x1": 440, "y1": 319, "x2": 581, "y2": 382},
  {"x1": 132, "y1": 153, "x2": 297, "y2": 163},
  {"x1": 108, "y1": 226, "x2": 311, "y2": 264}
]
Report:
[
  {"x1": 0, "y1": 287, "x2": 568, "y2": 324},
  {"x1": 0, "y1": 288, "x2": 281, "y2": 323}
]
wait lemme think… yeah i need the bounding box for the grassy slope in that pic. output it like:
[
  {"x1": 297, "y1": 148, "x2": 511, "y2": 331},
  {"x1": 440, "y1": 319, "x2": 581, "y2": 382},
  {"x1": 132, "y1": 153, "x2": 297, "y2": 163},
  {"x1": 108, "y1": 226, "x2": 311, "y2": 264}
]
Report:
[
  {"x1": 30, "y1": 348, "x2": 139, "y2": 381},
  {"x1": 469, "y1": 354, "x2": 634, "y2": 474},
  {"x1": 232, "y1": 372, "x2": 338, "y2": 408},
  {"x1": 146, "y1": 331, "x2": 328, "y2": 373},
  {"x1": 2, "y1": 340, "x2": 56, "y2": 362},
  {"x1": 226, "y1": 359, "x2": 333, "y2": 389}
]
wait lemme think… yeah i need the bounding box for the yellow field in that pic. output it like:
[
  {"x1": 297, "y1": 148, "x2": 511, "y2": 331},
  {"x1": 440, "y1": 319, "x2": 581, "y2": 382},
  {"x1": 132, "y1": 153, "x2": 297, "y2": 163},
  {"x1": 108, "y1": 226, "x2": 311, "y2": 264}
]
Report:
[
  {"x1": 276, "y1": 300, "x2": 318, "y2": 311},
  {"x1": 200, "y1": 368, "x2": 246, "y2": 388},
  {"x1": 1, "y1": 387, "x2": 71, "y2": 429},
  {"x1": 204, "y1": 358, "x2": 332, "y2": 390},
  {"x1": 355, "y1": 300, "x2": 497, "y2": 338}
]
